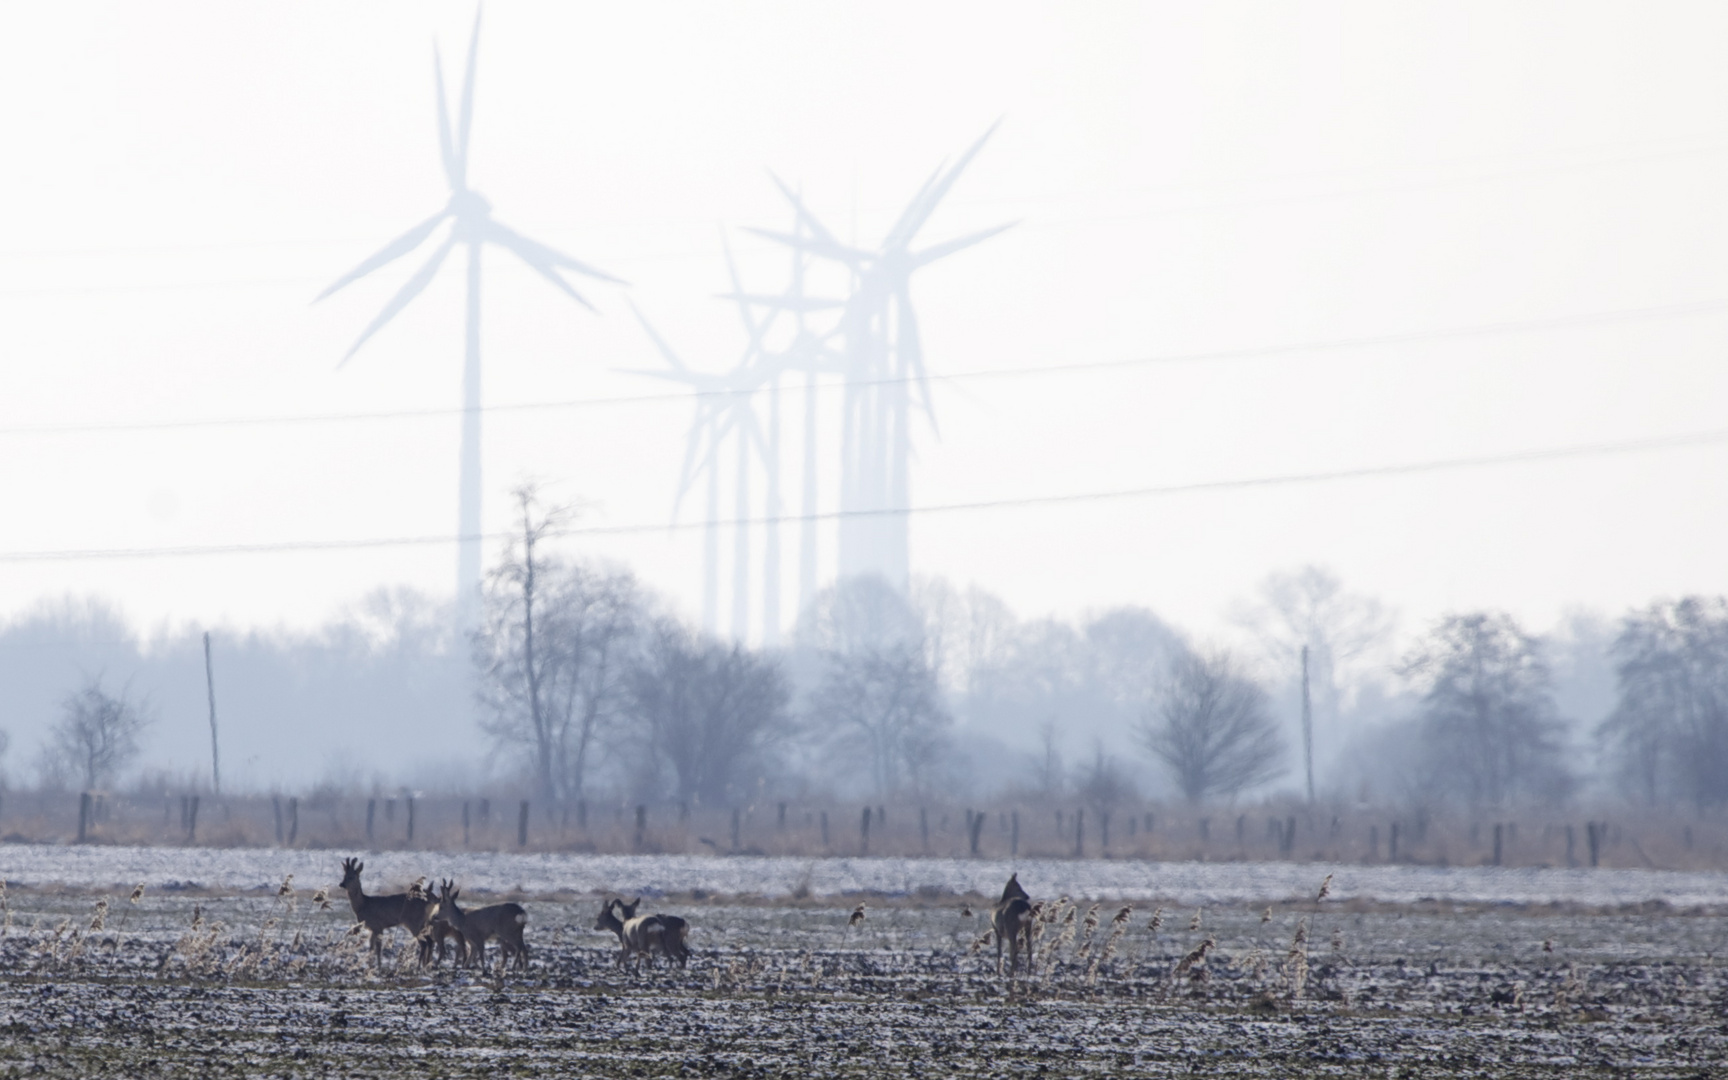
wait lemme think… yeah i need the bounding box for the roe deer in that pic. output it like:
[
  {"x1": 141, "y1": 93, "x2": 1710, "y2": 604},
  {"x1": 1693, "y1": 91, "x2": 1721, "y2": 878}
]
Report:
[
  {"x1": 620, "y1": 897, "x2": 690, "y2": 969},
  {"x1": 422, "y1": 878, "x2": 468, "y2": 967},
  {"x1": 436, "y1": 881, "x2": 528, "y2": 971},
  {"x1": 339, "y1": 857, "x2": 421, "y2": 967},
  {"x1": 594, "y1": 897, "x2": 676, "y2": 971},
  {"x1": 991, "y1": 872, "x2": 1035, "y2": 977},
  {"x1": 403, "y1": 878, "x2": 441, "y2": 967}
]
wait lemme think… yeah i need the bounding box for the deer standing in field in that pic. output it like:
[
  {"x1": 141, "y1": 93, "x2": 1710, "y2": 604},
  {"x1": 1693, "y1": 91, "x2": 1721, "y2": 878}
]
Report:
[
  {"x1": 421, "y1": 879, "x2": 468, "y2": 967},
  {"x1": 991, "y1": 872, "x2": 1035, "y2": 977},
  {"x1": 594, "y1": 897, "x2": 688, "y2": 970},
  {"x1": 435, "y1": 880, "x2": 529, "y2": 971},
  {"x1": 339, "y1": 857, "x2": 429, "y2": 967}
]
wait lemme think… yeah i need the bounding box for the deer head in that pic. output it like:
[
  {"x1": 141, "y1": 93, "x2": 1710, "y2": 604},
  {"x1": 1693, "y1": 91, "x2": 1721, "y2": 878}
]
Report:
[{"x1": 593, "y1": 898, "x2": 621, "y2": 932}]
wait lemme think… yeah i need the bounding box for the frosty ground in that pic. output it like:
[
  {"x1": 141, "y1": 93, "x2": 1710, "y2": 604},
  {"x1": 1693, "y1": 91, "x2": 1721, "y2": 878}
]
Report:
[{"x1": 1, "y1": 850, "x2": 1725, "y2": 1077}]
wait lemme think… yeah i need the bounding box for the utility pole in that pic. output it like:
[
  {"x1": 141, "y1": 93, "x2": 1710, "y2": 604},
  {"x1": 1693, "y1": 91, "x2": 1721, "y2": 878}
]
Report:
[
  {"x1": 204, "y1": 632, "x2": 221, "y2": 795},
  {"x1": 1300, "y1": 644, "x2": 1313, "y2": 805}
]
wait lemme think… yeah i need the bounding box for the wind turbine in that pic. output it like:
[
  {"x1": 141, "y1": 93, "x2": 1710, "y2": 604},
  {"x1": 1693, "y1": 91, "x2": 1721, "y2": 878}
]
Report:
[
  {"x1": 317, "y1": 9, "x2": 621, "y2": 623},
  {"x1": 715, "y1": 209, "x2": 845, "y2": 626},
  {"x1": 749, "y1": 124, "x2": 1013, "y2": 590},
  {"x1": 628, "y1": 300, "x2": 774, "y2": 640}
]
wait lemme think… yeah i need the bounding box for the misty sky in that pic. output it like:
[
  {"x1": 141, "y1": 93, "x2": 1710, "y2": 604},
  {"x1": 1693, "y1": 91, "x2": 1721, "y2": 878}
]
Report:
[{"x1": 2, "y1": 2, "x2": 1726, "y2": 647}]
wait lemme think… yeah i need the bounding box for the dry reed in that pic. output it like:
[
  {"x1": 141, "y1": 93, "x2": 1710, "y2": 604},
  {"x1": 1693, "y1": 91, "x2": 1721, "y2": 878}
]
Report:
[{"x1": 1283, "y1": 918, "x2": 1309, "y2": 1000}]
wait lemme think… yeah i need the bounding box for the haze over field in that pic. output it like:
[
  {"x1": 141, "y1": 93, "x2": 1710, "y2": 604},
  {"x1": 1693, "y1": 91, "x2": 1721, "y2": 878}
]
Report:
[{"x1": 0, "y1": 3, "x2": 1725, "y2": 796}]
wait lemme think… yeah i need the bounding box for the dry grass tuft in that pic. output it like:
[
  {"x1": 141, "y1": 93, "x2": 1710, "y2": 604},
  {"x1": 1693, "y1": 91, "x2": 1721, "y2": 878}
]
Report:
[
  {"x1": 1283, "y1": 918, "x2": 1310, "y2": 1000},
  {"x1": 1173, "y1": 936, "x2": 1214, "y2": 979}
]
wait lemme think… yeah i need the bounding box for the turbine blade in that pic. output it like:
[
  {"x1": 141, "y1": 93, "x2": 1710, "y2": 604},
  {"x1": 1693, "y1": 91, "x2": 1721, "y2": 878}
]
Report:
[
  {"x1": 315, "y1": 210, "x2": 450, "y2": 302},
  {"x1": 487, "y1": 217, "x2": 625, "y2": 283},
  {"x1": 498, "y1": 241, "x2": 594, "y2": 311},
  {"x1": 883, "y1": 163, "x2": 945, "y2": 250},
  {"x1": 627, "y1": 300, "x2": 689, "y2": 372},
  {"x1": 894, "y1": 282, "x2": 940, "y2": 438},
  {"x1": 766, "y1": 171, "x2": 847, "y2": 250},
  {"x1": 712, "y1": 292, "x2": 844, "y2": 313},
  {"x1": 891, "y1": 120, "x2": 1002, "y2": 249},
  {"x1": 913, "y1": 222, "x2": 1017, "y2": 268},
  {"x1": 434, "y1": 47, "x2": 458, "y2": 189},
  {"x1": 335, "y1": 232, "x2": 458, "y2": 366},
  {"x1": 721, "y1": 232, "x2": 769, "y2": 346},
  {"x1": 741, "y1": 226, "x2": 864, "y2": 266},
  {"x1": 671, "y1": 408, "x2": 712, "y2": 522},
  {"x1": 456, "y1": 6, "x2": 482, "y2": 186}
]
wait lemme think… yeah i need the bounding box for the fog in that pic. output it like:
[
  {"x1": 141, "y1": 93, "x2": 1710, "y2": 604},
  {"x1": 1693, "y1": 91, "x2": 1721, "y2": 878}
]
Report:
[{"x1": 0, "y1": 4, "x2": 1724, "y2": 810}]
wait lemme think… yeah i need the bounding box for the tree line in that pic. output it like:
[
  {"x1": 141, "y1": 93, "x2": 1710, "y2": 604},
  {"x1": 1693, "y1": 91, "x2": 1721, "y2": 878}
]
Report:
[{"x1": 5, "y1": 494, "x2": 1728, "y2": 813}]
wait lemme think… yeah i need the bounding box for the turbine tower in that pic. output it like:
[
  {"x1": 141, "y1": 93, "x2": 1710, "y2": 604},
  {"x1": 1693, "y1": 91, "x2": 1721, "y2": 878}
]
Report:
[
  {"x1": 629, "y1": 301, "x2": 773, "y2": 640},
  {"x1": 317, "y1": 9, "x2": 620, "y2": 624},
  {"x1": 716, "y1": 210, "x2": 844, "y2": 623},
  {"x1": 750, "y1": 124, "x2": 1012, "y2": 590}
]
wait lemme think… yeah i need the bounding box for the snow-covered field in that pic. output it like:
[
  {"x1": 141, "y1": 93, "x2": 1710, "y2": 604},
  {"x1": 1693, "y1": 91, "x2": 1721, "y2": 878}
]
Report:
[
  {"x1": 3, "y1": 842, "x2": 1726, "y2": 908},
  {"x1": 2, "y1": 883, "x2": 1725, "y2": 1077}
]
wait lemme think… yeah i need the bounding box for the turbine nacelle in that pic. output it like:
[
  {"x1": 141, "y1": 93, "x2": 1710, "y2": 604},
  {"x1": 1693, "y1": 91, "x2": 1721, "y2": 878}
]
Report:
[{"x1": 449, "y1": 189, "x2": 494, "y2": 222}]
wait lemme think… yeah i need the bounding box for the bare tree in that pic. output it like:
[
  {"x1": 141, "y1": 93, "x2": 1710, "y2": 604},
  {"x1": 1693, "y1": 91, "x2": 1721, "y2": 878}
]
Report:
[
  {"x1": 1075, "y1": 741, "x2": 1136, "y2": 820},
  {"x1": 809, "y1": 641, "x2": 951, "y2": 798},
  {"x1": 1233, "y1": 565, "x2": 1392, "y2": 715},
  {"x1": 1401, "y1": 612, "x2": 1570, "y2": 807},
  {"x1": 626, "y1": 619, "x2": 792, "y2": 805},
  {"x1": 476, "y1": 485, "x2": 643, "y2": 804},
  {"x1": 1030, "y1": 719, "x2": 1065, "y2": 797},
  {"x1": 1137, "y1": 649, "x2": 1285, "y2": 802},
  {"x1": 1599, "y1": 597, "x2": 1728, "y2": 808},
  {"x1": 911, "y1": 575, "x2": 1017, "y2": 700},
  {"x1": 45, "y1": 677, "x2": 151, "y2": 790}
]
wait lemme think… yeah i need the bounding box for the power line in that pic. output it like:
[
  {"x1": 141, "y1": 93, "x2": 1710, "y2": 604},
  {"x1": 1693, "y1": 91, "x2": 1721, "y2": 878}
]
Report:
[
  {"x1": 2, "y1": 296, "x2": 1720, "y2": 438},
  {"x1": 2, "y1": 424, "x2": 1721, "y2": 564}
]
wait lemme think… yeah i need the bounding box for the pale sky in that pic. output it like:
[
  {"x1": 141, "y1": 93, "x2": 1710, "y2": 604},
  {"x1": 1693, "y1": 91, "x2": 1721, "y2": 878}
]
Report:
[{"x1": 2, "y1": 1, "x2": 1726, "y2": 648}]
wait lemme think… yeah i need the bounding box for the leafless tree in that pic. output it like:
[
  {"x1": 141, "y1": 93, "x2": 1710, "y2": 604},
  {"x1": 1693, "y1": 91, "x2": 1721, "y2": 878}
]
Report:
[
  {"x1": 44, "y1": 677, "x2": 151, "y2": 790},
  {"x1": 626, "y1": 619, "x2": 792, "y2": 805},
  {"x1": 1075, "y1": 741, "x2": 1136, "y2": 820},
  {"x1": 476, "y1": 485, "x2": 643, "y2": 804},
  {"x1": 798, "y1": 574, "x2": 925, "y2": 656},
  {"x1": 1232, "y1": 565, "x2": 1393, "y2": 718},
  {"x1": 911, "y1": 575, "x2": 1017, "y2": 699},
  {"x1": 1137, "y1": 649, "x2": 1285, "y2": 802},
  {"x1": 1598, "y1": 597, "x2": 1728, "y2": 808},
  {"x1": 1401, "y1": 612, "x2": 1570, "y2": 807},
  {"x1": 1030, "y1": 719, "x2": 1065, "y2": 797},
  {"x1": 809, "y1": 640, "x2": 951, "y2": 799}
]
